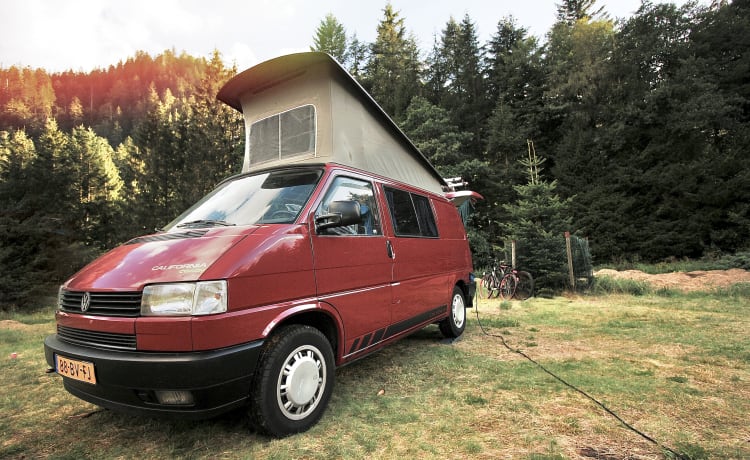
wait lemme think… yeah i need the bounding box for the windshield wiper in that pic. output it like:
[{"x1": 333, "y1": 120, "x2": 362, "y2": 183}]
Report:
[{"x1": 176, "y1": 219, "x2": 236, "y2": 228}]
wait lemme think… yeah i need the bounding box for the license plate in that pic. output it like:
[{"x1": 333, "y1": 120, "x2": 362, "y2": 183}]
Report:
[{"x1": 56, "y1": 355, "x2": 97, "y2": 385}]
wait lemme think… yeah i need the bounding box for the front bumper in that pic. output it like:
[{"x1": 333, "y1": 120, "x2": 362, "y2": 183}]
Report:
[{"x1": 44, "y1": 334, "x2": 263, "y2": 419}]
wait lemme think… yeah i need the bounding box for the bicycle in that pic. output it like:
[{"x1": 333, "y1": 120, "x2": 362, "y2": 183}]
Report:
[
  {"x1": 478, "y1": 260, "x2": 511, "y2": 299},
  {"x1": 499, "y1": 267, "x2": 534, "y2": 301}
]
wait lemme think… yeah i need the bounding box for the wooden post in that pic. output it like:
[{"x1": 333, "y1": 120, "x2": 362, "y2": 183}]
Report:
[
  {"x1": 511, "y1": 240, "x2": 517, "y2": 269},
  {"x1": 565, "y1": 231, "x2": 575, "y2": 290}
]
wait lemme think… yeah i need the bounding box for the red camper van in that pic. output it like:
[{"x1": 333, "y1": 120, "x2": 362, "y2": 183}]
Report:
[{"x1": 44, "y1": 52, "x2": 481, "y2": 437}]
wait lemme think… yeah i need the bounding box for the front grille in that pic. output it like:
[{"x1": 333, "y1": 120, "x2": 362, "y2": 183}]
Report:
[
  {"x1": 60, "y1": 291, "x2": 142, "y2": 317},
  {"x1": 57, "y1": 325, "x2": 137, "y2": 351}
]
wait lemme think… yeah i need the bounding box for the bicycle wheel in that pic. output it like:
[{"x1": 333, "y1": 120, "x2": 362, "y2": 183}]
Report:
[
  {"x1": 488, "y1": 273, "x2": 502, "y2": 298},
  {"x1": 514, "y1": 271, "x2": 534, "y2": 300},
  {"x1": 478, "y1": 273, "x2": 492, "y2": 299},
  {"x1": 499, "y1": 274, "x2": 517, "y2": 300}
]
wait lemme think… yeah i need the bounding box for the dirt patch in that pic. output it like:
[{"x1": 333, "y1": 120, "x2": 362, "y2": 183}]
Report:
[
  {"x1": 594, "y1": 268, "x2": 750, "y2": 292},
  {"x1": 0, "y1": 319, "x2": 31, "y2": 330}
]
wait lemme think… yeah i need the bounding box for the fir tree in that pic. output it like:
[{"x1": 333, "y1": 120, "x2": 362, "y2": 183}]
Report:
[
  {"x1": 364, "y1": 3, "x2": 422, "y2": 120},
  {"x1": 311, "y1": 14, "x2": 349, "y2": 65},
  {"x1": 502, "y1": 142, "x2": 573, "y2": 290}
]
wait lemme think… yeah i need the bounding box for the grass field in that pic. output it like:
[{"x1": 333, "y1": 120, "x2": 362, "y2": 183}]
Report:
[{"x1": 1, "y1": 283, "x2": 748, "y2": 459}]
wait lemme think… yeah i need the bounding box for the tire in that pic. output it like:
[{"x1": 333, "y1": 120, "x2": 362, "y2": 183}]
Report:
[
  {"x1": 249, "y1": 325, "x2": 334, "y2": 437},
  {"x1": 489, "y1": 273, "x2": 502, "y2": 298},
  {"x1": 514, "y1": 271, "x2": 535, "y2": 300},
  {"x1": 439, "y1": 286, "x2": 467, "y2": 338},
  {"x1": 478, "y1": 273, "x2": 491, "y2": 299},
  {"x1": 482, "y1": 273, "x2": 500, "y2": 299},
  {"x1": 499, "y1": 274, "x2": 517, "y2": 300}
]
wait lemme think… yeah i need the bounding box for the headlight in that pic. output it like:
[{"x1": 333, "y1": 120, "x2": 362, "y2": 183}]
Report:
[{"x1": 141, "y1": 281, "x2": 227, "y2": 316}]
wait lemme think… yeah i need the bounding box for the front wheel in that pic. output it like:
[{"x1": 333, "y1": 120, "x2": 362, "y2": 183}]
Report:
[
  {"x1": 499, "y1": 274, "x2": 517, "y2": 300},
  {"x1": 249, "y1": 325, "x2": 335, "y2": 437},
  {"x1": 439, "y1": 286, "x2": 467, "y2": 338}
]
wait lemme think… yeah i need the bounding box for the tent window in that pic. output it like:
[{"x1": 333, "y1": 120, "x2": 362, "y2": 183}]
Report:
[{"x1": 249, "y1": 105, "x2": 316, "y2": 166}]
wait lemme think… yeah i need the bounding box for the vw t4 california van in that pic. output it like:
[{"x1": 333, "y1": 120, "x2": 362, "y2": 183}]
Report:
[{"x1": 44, "y1": 52, "x2": 481, "y2": 437}]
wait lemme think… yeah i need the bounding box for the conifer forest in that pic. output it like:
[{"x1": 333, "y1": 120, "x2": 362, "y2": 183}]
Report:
[{"x1": 1, "y1": 1, "x2": 749, "y2": 307}]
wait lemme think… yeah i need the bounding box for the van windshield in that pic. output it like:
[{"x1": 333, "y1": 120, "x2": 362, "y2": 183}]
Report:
[{"x1": 162, "y1": 168, "x2": 323, "y2": 230}]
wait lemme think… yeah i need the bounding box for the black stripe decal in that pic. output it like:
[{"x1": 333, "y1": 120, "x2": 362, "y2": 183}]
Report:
[
  {"x1": 385, "y1": 305, "x2": 446, "y2": 340},
  {"x1": 372, "y1": 328, "x2": 385, "y2": 344},
  {"x1": 349, "y1": 338, "x2": 360, "y2": 354},
  {"x1": 346, "y1": 305, "x2": 447, "y2": 357}
]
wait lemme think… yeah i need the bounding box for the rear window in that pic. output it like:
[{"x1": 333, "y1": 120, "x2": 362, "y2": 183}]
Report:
[
  {"x1": 248, "y1": 105, "x2": 316, "y2": 166},
  {"x1": 384, "y1": 187, "x2": 438, "y2": 238}
]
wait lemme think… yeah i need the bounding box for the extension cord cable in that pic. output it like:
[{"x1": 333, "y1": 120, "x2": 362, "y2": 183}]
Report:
[{"x1": 472, "y1": 298, "x2": 687, "y2": 460}]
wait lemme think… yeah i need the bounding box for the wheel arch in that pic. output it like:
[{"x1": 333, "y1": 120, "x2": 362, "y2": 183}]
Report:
[
  {"x1": 454, "y1": 275, "x2": 473, "y2": 307},
  {"x1": 263, "y1": 304, "x2": 342, "y2": 364}
]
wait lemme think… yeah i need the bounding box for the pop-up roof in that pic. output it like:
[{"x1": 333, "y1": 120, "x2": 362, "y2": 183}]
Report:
[{"x1": 217, "y1": 52, "x2": 447, "y2": 195}]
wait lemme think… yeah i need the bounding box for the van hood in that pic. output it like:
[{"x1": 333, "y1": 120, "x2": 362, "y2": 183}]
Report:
[{"x1": 64, "y1": 228, "x2": 254, "y2": 291}]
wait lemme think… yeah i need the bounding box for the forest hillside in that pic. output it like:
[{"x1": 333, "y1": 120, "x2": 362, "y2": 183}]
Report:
[{"x1": 1, "y1": 0, "x2": 749, "y2": 307}]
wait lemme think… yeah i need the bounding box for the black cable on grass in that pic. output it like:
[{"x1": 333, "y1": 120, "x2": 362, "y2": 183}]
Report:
[{"x1": 473, "y1": 301, "x2": 687, "y2": 460}]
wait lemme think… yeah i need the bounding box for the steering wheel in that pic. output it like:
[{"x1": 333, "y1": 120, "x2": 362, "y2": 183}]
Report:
[{"x1": 270, "y1": 210, "x2": 296, "y2": 220}]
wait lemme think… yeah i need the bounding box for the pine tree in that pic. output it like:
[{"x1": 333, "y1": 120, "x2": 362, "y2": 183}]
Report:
[
  {"x1": 555, "y1": 0, "x2": 605, "y2": 25},
  {"x1": 67, "y1": 126, "x2": 124, "y2": 246},
  {"x1": 425, "y1": 15, "x2": 487, "y2": 157},
  {"x1": 346, "y1": 34, "x2": 369, "y2": 78},
  {"x1": 400, "y1": 96, "x2": 468, "y2": 170},
  {"x1": 311, "y1": 13, "x2": 349, "y2": 65},
  {"x1": 502, "y1": 142, "x2": 573, "y2": 290},
  {"x1": 363, "y1": 3, "x2": 422, "y2": 120},
  {"x1": 401, "y1": 96, "x2": 492, "y2": 263},
  {"x1": 184, "y1": 50, "x2": 244, "y2": 203},
  {"x1": 0, "y1": 130, "x2": 36, "y2": 205}
]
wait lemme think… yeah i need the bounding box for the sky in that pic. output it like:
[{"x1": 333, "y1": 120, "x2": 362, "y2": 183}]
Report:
[{"x1": 1, "y1": 0, "x2": 698, "y2": 73}]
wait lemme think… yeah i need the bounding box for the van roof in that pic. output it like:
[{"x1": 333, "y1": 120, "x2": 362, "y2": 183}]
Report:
[{"x1": 217, "y1": 52, "x2": 447, "y2": 194}]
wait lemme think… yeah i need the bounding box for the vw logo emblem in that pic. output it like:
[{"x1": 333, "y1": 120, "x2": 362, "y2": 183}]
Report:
[{"x1": 80, "y1": 292, "x2": 91, "y2": 312}]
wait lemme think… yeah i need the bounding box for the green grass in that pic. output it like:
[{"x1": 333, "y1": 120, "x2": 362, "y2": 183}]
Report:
[
  {"x1": 2, "y1": 286, "x2": 749, "y2": 459},
  {"x1": 598, "y1": 251, "x2": 750, "y2": 274},
  {"x1": 590, "y1": 275, "x2": 654, "y2": 296}
]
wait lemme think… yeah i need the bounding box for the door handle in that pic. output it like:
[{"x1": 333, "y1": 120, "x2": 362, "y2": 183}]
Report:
[{"x1": 386, "y1": 240, "x2": 395, "y2": 259}]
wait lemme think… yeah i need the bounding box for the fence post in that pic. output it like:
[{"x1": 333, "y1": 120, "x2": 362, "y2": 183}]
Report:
[
  {"x1": 565, "y1": 231, "x2": 575, "y2": 290},
  {"x1": 511, "y1": 240, "x2": 517, "y2": 269}
]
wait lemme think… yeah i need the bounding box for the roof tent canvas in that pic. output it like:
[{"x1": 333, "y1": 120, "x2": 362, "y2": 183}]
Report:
[{"x1": 217, "y1": 52, "x2": 447, "y2": 195}]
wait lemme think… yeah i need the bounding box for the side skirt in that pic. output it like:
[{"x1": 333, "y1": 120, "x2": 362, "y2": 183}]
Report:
[{"x1": 344, "y1": 305, "x2": 446, "y2": 358}]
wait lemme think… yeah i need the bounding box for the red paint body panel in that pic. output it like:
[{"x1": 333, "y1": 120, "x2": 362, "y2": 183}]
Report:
[
  {"x1": 64, "y1": 228, "x2": 253, "y2": 291},
  {"x1": 203, "y1": 225, "x2": 317, "y2": 310},
  {"x1": 390, "y1": 237, "x2": 454, "y2": 323},
  {"x1": 136, "y1": 317, "x2": 192, "y2": 351},
  {"x1": 56, "y1": 311, "x2": 134, "y2": 334},
  {"x1": 311, "y1": 233, "x2": 394, "y2": 343},
  {"x1": 190, "y1": 300, "x2": 335, "y2": 352}
]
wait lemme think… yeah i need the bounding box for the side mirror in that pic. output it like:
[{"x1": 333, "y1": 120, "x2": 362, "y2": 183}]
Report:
[{"x1": 315, "y1": 200, "x2": 362, "y2": 231}]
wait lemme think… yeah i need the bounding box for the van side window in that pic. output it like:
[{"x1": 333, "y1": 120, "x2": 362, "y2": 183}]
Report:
[
  {"x1": 316, "y1": 176, "x2": 381, "y2": 236},
  {"x1": 384, "y1": 187, "x2": 439, "y2": 238}
]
